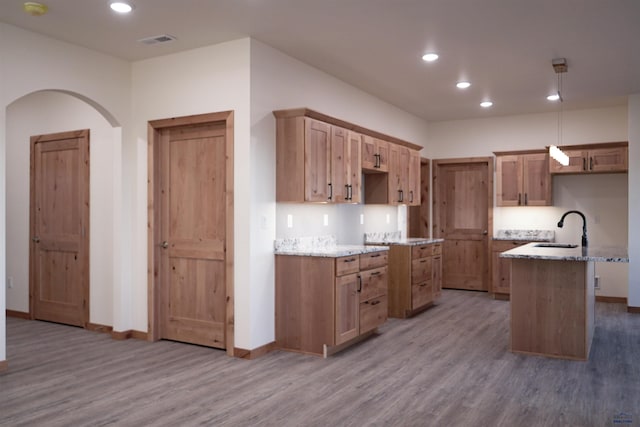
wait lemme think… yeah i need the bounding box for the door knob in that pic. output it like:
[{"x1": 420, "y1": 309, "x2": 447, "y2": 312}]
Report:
[
  {"x1": 483, "y1": 230, "x2": 488, "y2": 235},
  {"x1": 161, "y1": 241, "x2": 169, "y2": 249},
  {"x1": 32, "y1": 236, "x2": 40, "y2": 243}
]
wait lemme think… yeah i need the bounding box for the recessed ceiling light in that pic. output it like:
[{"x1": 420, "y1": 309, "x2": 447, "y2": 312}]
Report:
[
  {"x1": 110, "y1": 2, "x2": 133, "y2": 13},
  {"x1": 547, "y1": 93, "x2": 561, "y2": 101},
  {"x1": 456, "y1": 81, "x2": 471, "y2": 89},
  {"x1": 422, "y1": 53, "x2": 439, "y2": 62},
  {"x1": 480, "y1": 101, "x2": 493, "y2": 108}
]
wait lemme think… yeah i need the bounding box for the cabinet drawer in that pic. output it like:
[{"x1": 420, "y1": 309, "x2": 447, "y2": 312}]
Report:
[
  {"x1": 412, "y1": 281, "x2": 433, "y2": 310},
  {"x1": 411, "y1": 244, "x2": 433, "y2": 259},
  {"x1": 360, "y1": 295, "x2": 388, "y2": 334},
  {"x1": 431, "y1": 243, "x2": 442, "y2": 256},
  {"x1": 359, "y1": 266, "x2": 387, "y2": 301},
  {"x1": 336, "y1": 256, "x2": 360, "y2": 276},
  {"x1": 411, "y1": 257, "x2": 432, "y2": 283},
  {"x1": 360, "y1": 251, "x2": 388, "y2": 270}
]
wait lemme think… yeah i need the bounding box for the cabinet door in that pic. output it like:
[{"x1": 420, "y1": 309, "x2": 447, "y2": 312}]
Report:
[
  {"x1": 304, "y1": 118, "x2": 331, "y2": 202},
  {"x1": 387, "y1": 144, "x2": 402, "y2": 204},
  {"x1": 492, "y1": 250, "x2": 511, "y2": 294},
  {"x1": 347, "y1": 131, "x2": 362, "y2": 203},
  {"x1": 375, "y1": 139, "x2": 389, "y2": 172},
  {"x1": 432, "y1": 254, "x2": 442, "y2": 299},
  {"x1": 549, "y1": 149, "x2": 588, "y2": 174},
  {"x1": 408, "y1": 149, "x2": 421, "y2": 206},
  {"x1": 335, "y1": 274, "x2": 359, "y2": 345},
  {"x1": 588, "y1": 146, "x2": 628, "y2": 173},
  {"x1": 330, "y1": 126, "x2": 349, "y2": 203},
  {"x1": 361, "y1": 136, "x2": 389, "y2": 172},
  {"x1": 496, "y1": 155, "x2": 523, "y2": 206},
  {"x1": 522, "y1": 153, "x2": 551, "y2": 206}
]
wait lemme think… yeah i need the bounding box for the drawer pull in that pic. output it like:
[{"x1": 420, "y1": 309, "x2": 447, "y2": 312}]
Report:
[
  {"x1": 420, "y1": 260, "x2": 427, "y2": 263},
  {"x1": 370, "y1": 254, "x2": 381, "y2": 258},
  {"x1": 371, "y1": 271, "x2": 381, "y2": 276},
  {"x1": 419, "y1": 246, "x2": 427, "y2": 250},
  {"x1": 344, "y1": 258, "x2": 357, "y2": 263},
  {"x1": 370, "y1": 300, "x2": 381, "y2": 306}
]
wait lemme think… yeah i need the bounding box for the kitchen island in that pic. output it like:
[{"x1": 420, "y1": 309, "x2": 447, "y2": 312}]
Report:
[{"x1": 501, "y1": 243, "x2": 628, "y2": 360}]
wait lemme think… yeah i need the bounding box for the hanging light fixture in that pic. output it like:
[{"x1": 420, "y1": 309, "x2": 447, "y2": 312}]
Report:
[{"x1": 549, "y1": 58, "x2": 569, "y2": 166}]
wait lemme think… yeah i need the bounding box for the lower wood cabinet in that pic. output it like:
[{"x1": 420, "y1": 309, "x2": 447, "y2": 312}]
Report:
[
  {"x1": 276, "y1": 250, "x2": 388, "y2": 356},
  {"x1": 387, "y1": 242, "x2": 442, "y2": 318},
  {"x1": 491, "y1": 240, "x2": 535, "y2": 299}
]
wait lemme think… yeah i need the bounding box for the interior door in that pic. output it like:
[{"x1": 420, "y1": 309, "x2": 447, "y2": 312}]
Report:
[
  {"x1": 159, "y1": 122, "x2": 227, "y2": 348},
  {"x1": 30, "y1": 129, "x2": 90, "y2": 327},
  {"x1": 433, "y1": 158, "x2": 492, "y2": 291}
]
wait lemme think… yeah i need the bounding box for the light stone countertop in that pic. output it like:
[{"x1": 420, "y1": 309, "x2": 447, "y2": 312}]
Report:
[
  {"x1": 500, "y1": 242, "x2": 628, "y2": 262},
  {"x1": 494, "y1": 229, "x2": 555, "y2": 241},
  {"x1": 365, "y1": 237, "x2": 444, "y2": 246},
  {"x1": 274, "y1": 244, "x2": 389, "y2": 258}
]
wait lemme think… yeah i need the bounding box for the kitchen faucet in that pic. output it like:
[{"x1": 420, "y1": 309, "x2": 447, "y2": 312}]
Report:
[{"x1": 557, "y1": 210, "x2": 588, "y2": 247}]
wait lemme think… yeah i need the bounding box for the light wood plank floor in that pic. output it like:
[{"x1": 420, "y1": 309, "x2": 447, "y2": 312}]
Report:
[{"x1": 1, "y1": 290, "x2": 639, "y2": 426}]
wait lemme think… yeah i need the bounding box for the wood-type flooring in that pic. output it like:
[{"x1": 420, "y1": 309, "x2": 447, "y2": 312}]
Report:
[{"x1": 1, "y1": 289, "x2": 639, "y2": 426}]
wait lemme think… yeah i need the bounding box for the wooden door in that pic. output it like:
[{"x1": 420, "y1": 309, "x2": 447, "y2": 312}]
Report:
[
  {"x1": 158, "y1": 122, "x2": 227, "y2": 348},
  {"x1": 30, "y1": 130, "x2": 90, "y2": 327},
  {"x1": 335, "y1": 273, "x2": 359, "y2": 345},
  {"x1": 433, "y1": 158, "x2": 492, "y2": 291},
  {"x1": 305, "y1": 118, "x2": 331, "y2": 202},
  {"x1": 522, "y1": 153, "x2": 551, "y2": 206}
]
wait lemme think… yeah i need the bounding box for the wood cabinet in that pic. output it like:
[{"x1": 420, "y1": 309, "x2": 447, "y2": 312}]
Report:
[
  {"x1": 387, "y1": 242, "x2": 442, "y2": 318},
  {"x1": 276, "y1": 251, "x2": 388, "y2": 356},
  {"x1": 549, "y1": 143, "x2": 628, "y2": 174},
  {"x1": 491, "y1": 239, "x2": 535, "y2": 299},
  {"x1": 275, "y1": 115, "x2": 361, "y2": 203},
  {"x1": 366, "y1": 144, "x2": 421, "y2": 206},
  {"x1": 361, "y1": 135, "x2": 389, "y2": 172},
  {"x1": 495, "y1": 151, "x2": 551, "y2": 206}
]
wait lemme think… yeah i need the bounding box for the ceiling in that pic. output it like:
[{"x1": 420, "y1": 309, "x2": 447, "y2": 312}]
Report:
[{"x1": 2, "y1": 0, "x2": 640, "y2": 122}]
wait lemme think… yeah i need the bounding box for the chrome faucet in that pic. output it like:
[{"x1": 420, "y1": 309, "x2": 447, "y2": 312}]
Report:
[{"x1": 557, "y1": 210, "x2": 588, "y2": 247}]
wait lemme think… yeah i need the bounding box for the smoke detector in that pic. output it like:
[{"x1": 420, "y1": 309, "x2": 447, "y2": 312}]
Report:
[{"x1": 552, "y1": 58, "x2": 568, "y2": 74}]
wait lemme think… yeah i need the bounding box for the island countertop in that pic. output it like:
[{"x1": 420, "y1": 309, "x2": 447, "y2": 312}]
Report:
[
  {"x1": 274, "y1": 244, "x2": 389, "y2": 257},
  {"x1": 500, "y1": 242, "x2": 628, "y2": 263}
]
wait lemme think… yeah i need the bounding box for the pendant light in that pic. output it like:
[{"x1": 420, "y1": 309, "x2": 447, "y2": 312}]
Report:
[{"x1": 549, "y1": 58, "x2": 569, "y2": 166}]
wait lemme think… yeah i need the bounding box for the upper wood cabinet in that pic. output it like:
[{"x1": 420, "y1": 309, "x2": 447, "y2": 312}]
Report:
[
  {"x1": 275, "y1": 115, "x2": 361, "y2": 203},
  {"x1": 369, "y1": 144, "x2": 421, "y2": 206},
  {"x1": 361, "y1": 135, "x2": 389, "y2": 172},
  {"x1": 495, "y1": 151, "x2": 551, "y2": 207},
  {"x1": 549, "y1": 143, "x2": 628, "y2": 174}
]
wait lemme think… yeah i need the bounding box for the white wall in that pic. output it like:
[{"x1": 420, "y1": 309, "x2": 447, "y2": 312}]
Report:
[
  {"x1": 249, "y1": 39, "x2": 429, "y2": 347},
  {"x1": 628, "y1": 94, "x2": 640, "y2": 307},
  {"x1": 428, "y1": 106, "x2": 630, "y2": 297},
  {"x1": 132, "y1": 38, "x2": 252, "y2": 345},
  {"x1": 1, "y1": 22, "x2": 130, "y2": 364},
  {"x1": 6, "y1": 91, "x2": 117, "y2": 323}
]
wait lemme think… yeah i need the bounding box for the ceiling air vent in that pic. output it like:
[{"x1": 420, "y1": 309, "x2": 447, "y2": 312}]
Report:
[{"x1": 137, "y1": 34, "x2": 177, "y2": 45}]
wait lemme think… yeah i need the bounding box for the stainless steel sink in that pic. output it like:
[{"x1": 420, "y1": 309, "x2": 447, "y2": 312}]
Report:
[{"x1": 534, "y1": 243, "x2": 579, "y2": 248}]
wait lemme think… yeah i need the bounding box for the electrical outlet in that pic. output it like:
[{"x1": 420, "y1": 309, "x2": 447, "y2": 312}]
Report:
[{"x1": 594, "y1": 275, "x2": 600, "y2": 290}]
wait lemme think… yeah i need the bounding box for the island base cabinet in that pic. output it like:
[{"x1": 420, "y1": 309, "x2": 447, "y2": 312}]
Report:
[{"x1": 510, "y1": 258, "x2": 594, "y2": 360}]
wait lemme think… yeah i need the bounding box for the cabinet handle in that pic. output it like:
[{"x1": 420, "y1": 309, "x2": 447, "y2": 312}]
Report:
[
  {"x1": 370, "y1": 254, "x2": 381, "y2": 258},
  {"x1": 370, "y1": 300, "x2": 381, "y2": 306},
  {"x1": 357, "y1": 275, "x2": 362, "y2": 293},
  {"x1": 518, "y1": 193, "x2": 521, "y2": 205},
  {"x1": 374, "y1": 153, "x2": 380, "y2": 168},
  {"x1": 583, "y1": 157, "x2": 587, "y2": 171},
  {"x1": 420, "y1": 259, "x2": 427, "y2": 263},
  {"x1": 345, "y1": 184, "x2": 350, "y2": 200},
  {"x1": 409, "y1": 190, "x2": 414, "y2": 203},
  {"x1": 348, "y1": 184, "x2": 353, "y2": 200},
  {"x1": 524, "y1": 193, "x2": 528, "y2": 205},
  {"x1": 419, "y1": 283, "x2": 427, "y2": 287},
  {"x1": 344, "y1": 258, "x2": 357, "y2": 263},
  {"x1": 398, "y1": 190, "x2": 403, "y2": 203},
  {"x1": 590, "y1": 156, "x2": 593, "y2": 170},
  {"x1": 371, "y1": 271, "x2": 381, "y2": 276},
  {"x1": 328, "y1": 183, "x2": 333, "y2": 200}
]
